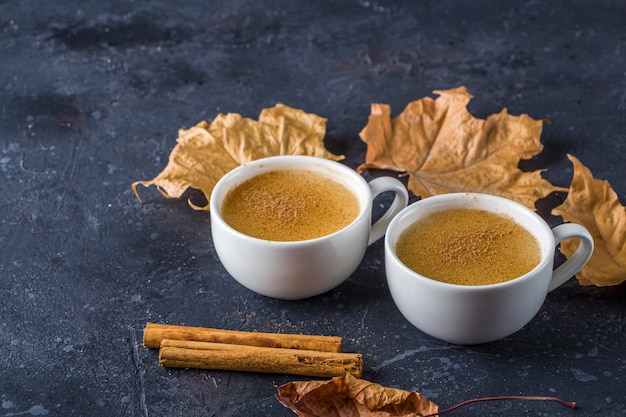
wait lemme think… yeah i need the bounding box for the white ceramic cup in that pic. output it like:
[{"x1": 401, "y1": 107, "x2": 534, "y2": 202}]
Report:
[
  {"x1": 385, "y1": 192, "x2": 594, "y2": 345},
  {"x1": 210, "y1": 155, "x2": 409, "y2": 300}
]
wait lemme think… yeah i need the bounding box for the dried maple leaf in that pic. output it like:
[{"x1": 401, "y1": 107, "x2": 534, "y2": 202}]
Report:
[
  {"x1": 357, "y1": 86, "x2": 566, "y2": 209},
  {"x1": 132, "y1": 104, "x2": 343, "y2": 210},
  {"x1": 552, "y1": 154, "x2": 626, "y2": 286},
  {"x1": 275, "y1": 373, "x2": 438, "y2": 417},
  {"x1": 276, "y1": 375, "x2": 577, "y2": 417}
]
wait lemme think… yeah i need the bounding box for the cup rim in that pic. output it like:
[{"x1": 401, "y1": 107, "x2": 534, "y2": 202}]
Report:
[
  {"x1": 385, "y1": 192, "x2": 555, "y2": 290},
  {"x1": 209, "y1": 155, "x2": 372, "y2": 245}
]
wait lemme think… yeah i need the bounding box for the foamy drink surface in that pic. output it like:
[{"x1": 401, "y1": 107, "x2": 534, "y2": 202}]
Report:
[
  {"x1": 221, "y1": 169, "x2": 360, "y2": 241},
  {"x1": 395, "y1": 209, "x2": 541, "y2": 285}
]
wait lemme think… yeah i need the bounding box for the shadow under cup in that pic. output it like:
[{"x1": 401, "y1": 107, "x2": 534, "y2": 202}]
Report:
[
  {"x1": 384, "y1": 193, "x2": 594, "y2": 345},
  {"x1": 210, "y1": 155, "x2": 408, "y2": 300}
]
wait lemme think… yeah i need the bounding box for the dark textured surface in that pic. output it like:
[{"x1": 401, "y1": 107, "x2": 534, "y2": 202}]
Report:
[{"x1": 1, "y1": 1, "x2": 625, "y2": 416}]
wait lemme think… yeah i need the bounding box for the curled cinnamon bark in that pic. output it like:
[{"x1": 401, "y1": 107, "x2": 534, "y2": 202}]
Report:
[
  {"x1": 159, "y1": 339, "x2": 363, "y2": 377},
  {"x1": 143, "y1": 322, "x2": 342, "y2": 352}
]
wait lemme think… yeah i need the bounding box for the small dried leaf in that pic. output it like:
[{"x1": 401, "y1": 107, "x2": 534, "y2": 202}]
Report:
[
  {"x1": 552, "y1": 154, "x2": 626, "y2": 286},
  {"x1": 357, "y1": 86, "x2": 566, "y2": 209},
  {"x1": 276, "y1": 374, "x2": 438, "y2": 417},
  {"x1": 132, "y1": 104, "x2": 343, "y2": 210}
]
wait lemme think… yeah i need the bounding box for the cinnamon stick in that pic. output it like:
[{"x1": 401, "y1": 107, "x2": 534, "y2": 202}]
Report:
[
  {"x1": 143, "y1": 322, "x2": 342, "y2": 352},
  {"x1": 158, "y1": 339, "x2": 362, "y2": 378}
]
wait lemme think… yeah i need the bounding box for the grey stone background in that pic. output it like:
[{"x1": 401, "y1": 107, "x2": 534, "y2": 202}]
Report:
[{"x1": 1, "y1": 1, "x2": 625, "y2": 416}]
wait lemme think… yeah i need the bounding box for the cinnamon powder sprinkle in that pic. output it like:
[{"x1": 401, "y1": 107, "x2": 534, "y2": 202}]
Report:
[{"x1": 396, "y1": 209, "x2": 541, "y2": 285}]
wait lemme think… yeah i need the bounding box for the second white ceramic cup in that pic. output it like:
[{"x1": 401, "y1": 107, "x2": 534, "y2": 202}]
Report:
[
  {"x1": 385, "y1": 193, "x2": 594, "y2": 345},
  {"x1": 210, "y1": 155, "x2": 409, "y2": 300}
]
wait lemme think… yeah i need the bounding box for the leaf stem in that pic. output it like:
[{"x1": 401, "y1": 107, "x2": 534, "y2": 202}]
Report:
[{"x1": 422, "y1": 395, "x2": 576, "y2": 417}]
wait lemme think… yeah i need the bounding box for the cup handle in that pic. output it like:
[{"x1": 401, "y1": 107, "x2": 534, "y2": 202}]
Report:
[
  {"x1": 548, "y1": 223, "x2": 595, "y2": 292},
  {"x1": 367, "y1": 177, "x2": 409, "y2": 246}
]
